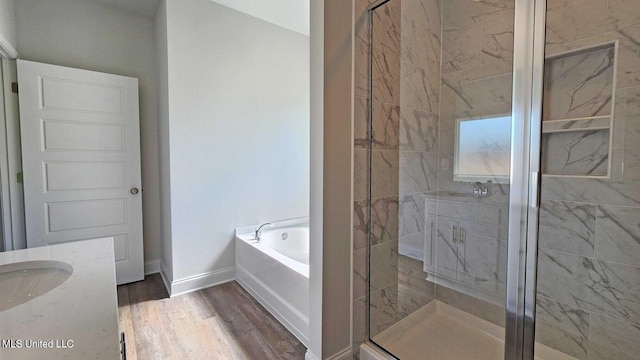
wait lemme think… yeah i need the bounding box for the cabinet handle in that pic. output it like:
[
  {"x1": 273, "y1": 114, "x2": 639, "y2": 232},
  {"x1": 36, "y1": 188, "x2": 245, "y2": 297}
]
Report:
[
  {"x1": 452, "y1": 225, "x2": 458, "y2": 243},
  {"x1": 459, "y1": 227, "x2": 466, "y2": 245}
]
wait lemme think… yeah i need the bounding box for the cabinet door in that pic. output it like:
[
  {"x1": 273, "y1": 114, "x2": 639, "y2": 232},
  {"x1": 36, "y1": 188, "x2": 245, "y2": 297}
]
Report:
[{"x1": 435, "y1": 217, "x2": 460, "y2": 279}]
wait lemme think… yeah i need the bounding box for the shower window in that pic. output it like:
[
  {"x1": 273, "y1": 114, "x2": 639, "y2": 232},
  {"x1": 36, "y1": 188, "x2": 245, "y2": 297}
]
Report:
[{"x1": 454, "y1": 116, "x2": 512, "y2": 184}]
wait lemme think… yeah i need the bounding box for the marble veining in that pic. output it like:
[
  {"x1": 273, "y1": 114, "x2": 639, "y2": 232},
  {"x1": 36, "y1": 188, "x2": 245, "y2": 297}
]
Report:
[
  {"x1": 537, "y1": 248, "x2": 640, "y2": 324},
  {"x1": 399, "y1": 151, "x2": 438, "y2": 194},
  {"x1": 481, "y1": 12, "x2": 514, "y2": 64},
  {"x1": 372, "y1": 102, "x2": 400, "y2": 150},
  {"x1": 587, "y1": 313, "x2": 640, "y2": 360},
  {"x1": 399, "y1": 194, "x2": 425, "y2": 238},
  {"x1": 613, "y1": 86, "x2": 640, "y2": 147},
  {"x1": 535, "y1": 296, "x2": 590, "y2": 360},
  {"x1": 400, "y1": 62, "x2": 440, "y2": 112},
  {"x1": 545, "y1": 0, "x2": 607, "y2": 45},
  {"x1": 370, "y1": 285, "x2": 400, "y2": 337},
  {"x1": 544, "y1": 46, "x2": 614, "y2": 121},
  {"x1": 539, "y1": 200, "x2": 596, "y2": 257},
  {"x1": 607, "y1": 0, "x2": 640, "y2": 32},
  {"x1": 399, "y1": 107, "x2": 438, "y2": 152},
  {"x1": 370, "y1": 197, "x2": 399, "y2": 245},
  {"x1": 595, "y1": 205, "x2": 640, "y2": 267},
  {"x1": 541, "y1": 129, "x2": 609, "y2": 176},
  {"x1": 371, "y1": 240, "x2": 399, "y2": 291}
]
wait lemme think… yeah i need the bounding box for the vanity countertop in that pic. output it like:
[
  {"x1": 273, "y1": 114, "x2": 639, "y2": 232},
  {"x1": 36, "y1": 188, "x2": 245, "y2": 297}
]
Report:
[{"x1": 0, "y1": 238, "x2": 120, "y2": 359}]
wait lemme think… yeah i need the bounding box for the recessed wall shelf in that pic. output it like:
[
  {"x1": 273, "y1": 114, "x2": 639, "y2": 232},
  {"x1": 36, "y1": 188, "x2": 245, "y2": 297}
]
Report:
[{"x1": 541, "y1": 42, "x2": 616, "y2": 177}]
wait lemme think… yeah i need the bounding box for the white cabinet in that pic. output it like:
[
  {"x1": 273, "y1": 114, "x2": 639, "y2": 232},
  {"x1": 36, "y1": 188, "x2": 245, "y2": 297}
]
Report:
[{"x1": 424, "y1": 194, "x2": 509, "y2": 303}]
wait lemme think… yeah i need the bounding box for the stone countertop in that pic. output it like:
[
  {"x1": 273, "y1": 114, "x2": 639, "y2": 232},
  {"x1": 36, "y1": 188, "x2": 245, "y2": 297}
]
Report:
[{"x1": 0, "y1": 238, "x2": 120, "y2": 359}]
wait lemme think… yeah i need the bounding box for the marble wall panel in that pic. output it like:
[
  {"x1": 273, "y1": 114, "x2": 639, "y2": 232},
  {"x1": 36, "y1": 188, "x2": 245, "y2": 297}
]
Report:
[
  {"x1": 613, "y1": 86, "x2": 640, "y2": 148},
  {"x1": 398, "y1": 255, "x2": 435, "y2": 318},
  {"x1": 442, "y1": 0, "x2": 514, "y2": 31},
  {"x1": 370, "y1": 196, "x2": 399, "y2": 245},
  {"x1": 536, "y1": 296, "x2": 590, "y2": 360},
  {"x1": 354, "y1": 200, "x2": 369, "y2": 251},
  {"x1": 354, "y1": 96, "x2": 369, "y2": 148},
  {"x1": 398, "y1": 151, "x2": 438, "y2": 194},
  {"x1": 371, "y1": 101, "x2": 400, "y2": 150},
  {"x1": 371, "y1": 240, "x2": 399, "y2": 291},
  {"x1": 354, "y1": 148, "x2": 368, "y2": 202},
  {"x1": 538, "y1": 248, "x2": 640, "y2": 324},
  {"x1": 372, "y1": 49, "x2": 401, "y2": 105},
  {"x1": 399, "y1": 62, "x2": 440, "y2": 113},
  {"x1": 454, "y1": 73, "x2": 513, "y2": 119},
  {"x1": 482, "y1": 11, "x2": 514, "y2": 65},
  {"x1": 595, "y1": 205, "x2": 640, "y2": 267},
  {"x1": 442, "y1": 23, "x2": 483, "y2": 74},
  {"x1": 607, "y1": 0, "x2": 640, "y2": 32},
  {"x1": 541, "y1": 175, "x2": 640, "y2": 207},
  {"x1": 399, "y1": 193, "x2": 425, "y2": 238},
  {"x1": 372, "y1": 1, "x2": 401, "y2": 56},
  {"x1": 371, "y1": 150, "x2": 399, "y2": 199},
  {"x1": 399, "y1": 107, "x2": 437, "y2": 152},
  {"x1": 543, "y1": 46, "x2": 614, "y2": 121},
  {"x1": 400, "y1": 0, "x2": 441, "y2": 70},
  {"x1": 545, "y1": 0, "x2": 607, "y2": 45},
  {"x1": 587, "y1": 313, "x2": 640, "y2": 360},
  {"x1": 541, "y1": 129, "x2": 609, "y2": 176},
  {"x1": 354, "y1": 247, "x2": 367, "y2": 302},
  {"x1": 545, "y1": 24, "x2": 640, "y2": 90},
  {"x1": 370, "y1": 283, "x2": 399, "y2": 337},
  {"x1": 539, "y1": 200, "x2": 596, "y2": 257},
  {"x1": 435, "y1": 284, "x2": 475, "y2": 314}
]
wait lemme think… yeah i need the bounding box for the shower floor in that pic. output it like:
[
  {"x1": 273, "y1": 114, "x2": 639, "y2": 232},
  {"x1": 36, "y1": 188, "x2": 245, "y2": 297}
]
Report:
[{"x1": 372, "y1": 301, "x2": 576, "y2": 360}]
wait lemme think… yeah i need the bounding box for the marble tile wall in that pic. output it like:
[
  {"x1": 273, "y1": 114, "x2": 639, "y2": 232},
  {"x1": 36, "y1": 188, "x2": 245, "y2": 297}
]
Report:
[{"x1": 537, "y1": 1, "x2": 640, "y2": 359}]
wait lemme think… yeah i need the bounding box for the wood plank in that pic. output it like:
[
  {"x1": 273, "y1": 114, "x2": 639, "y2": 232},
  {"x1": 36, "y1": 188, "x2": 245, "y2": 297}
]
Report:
[{"x1": 117, "y1": 274, "x2": 306, "y2": 359}]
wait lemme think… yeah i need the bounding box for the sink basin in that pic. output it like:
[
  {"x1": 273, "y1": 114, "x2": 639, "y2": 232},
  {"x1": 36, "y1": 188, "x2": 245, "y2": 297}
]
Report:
[{"x1": 0, "y1": 260, "x2": 73, "y2": 312}]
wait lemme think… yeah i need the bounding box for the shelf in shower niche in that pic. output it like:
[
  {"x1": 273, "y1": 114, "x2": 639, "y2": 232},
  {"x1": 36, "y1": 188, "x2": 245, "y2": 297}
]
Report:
[
  {"x1": 543, "y1": 43, "x2": 615, "y2": 122},
  {"x1": 541, "y1": 128, "x2": 610, "y2": 177},
  {"x1": 541, "y1": 116, "x2": 611, "y2": 133}
]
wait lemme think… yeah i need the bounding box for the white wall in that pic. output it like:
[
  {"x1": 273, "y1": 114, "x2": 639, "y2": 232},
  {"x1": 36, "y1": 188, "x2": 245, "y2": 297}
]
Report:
[
  {"x1": 162, "y1": 0, "x2": 310, "y2": 283},
  {"x1": 0, "y1": 0, "x2": 17, "y2": 55},
  {"x1": 322, "y1": 0, "x2": 354, "y2": 357},
  {"x1": 15, "y1": 0, "x2": 162, "y2": 265},
  {"x1": 154, "y1": 0, "x2": 173, "y2": 282}
]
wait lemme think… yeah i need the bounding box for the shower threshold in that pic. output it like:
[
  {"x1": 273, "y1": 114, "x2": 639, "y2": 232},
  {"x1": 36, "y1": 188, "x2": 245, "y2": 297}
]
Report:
[{"x1": 371, "y1": 301, "x2": 576, "y2": 360}]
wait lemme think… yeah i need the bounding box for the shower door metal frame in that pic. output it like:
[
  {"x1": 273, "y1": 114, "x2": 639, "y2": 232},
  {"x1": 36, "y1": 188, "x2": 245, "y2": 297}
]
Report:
[
  {"x1": 364, "y1": 0, "x2": 547, "y2": 359},
  {"x1": 505, "y1": 0, "x2": 547, "y2": 359}
]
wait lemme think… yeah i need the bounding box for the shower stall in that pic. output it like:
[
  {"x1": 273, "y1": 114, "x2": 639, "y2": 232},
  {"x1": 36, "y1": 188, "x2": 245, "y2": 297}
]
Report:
[{"x1": 358, "y1": 0, "x2": 640, "y2": 358}]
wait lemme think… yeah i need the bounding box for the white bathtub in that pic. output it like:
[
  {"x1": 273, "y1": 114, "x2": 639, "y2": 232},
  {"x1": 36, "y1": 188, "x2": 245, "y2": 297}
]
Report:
[{"x1": 235, "y1": 221, "x2": 309, "y2": 347}]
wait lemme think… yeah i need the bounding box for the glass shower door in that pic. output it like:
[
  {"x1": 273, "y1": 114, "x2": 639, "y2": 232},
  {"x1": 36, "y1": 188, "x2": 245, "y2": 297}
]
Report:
[
  {"x1": 366, "y1": 0, "x2": 519, "y2": 358},
  {"x1": 532, "y1": 0, "x2": 640, "y2": 359}
]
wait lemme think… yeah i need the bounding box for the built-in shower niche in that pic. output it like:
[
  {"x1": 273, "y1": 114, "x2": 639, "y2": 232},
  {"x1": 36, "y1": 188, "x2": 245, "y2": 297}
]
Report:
[{"x1": 541, "y1": 43, "x2": 615, "y2": 177}]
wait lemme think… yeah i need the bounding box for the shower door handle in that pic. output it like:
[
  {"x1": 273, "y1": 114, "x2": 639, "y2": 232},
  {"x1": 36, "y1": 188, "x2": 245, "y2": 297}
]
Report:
[{"x1": 529, "y1": 171, "x2": 541, "y2": 209}]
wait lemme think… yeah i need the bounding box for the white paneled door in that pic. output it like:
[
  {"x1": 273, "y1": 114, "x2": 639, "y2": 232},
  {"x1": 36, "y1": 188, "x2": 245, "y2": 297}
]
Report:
[{"x1": 17, "y1": 60, "x2": 144, "y2": 285}]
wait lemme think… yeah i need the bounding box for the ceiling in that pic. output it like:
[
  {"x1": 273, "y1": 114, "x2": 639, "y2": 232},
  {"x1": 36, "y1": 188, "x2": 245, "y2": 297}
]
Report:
[{"x1": 85, "y1": 0, "x2": 309, "y2": 36}]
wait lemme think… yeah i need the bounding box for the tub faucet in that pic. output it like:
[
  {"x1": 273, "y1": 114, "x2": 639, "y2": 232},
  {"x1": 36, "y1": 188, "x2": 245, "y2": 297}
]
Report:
[{"x1": 255, "y1": 222, "x2": 274, "y2": 241}]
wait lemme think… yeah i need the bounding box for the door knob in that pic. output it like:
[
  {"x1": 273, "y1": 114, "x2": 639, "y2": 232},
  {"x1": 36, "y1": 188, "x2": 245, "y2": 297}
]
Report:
[{"x1": 130, "y1": 187, "x2": 139, "y2": 195}]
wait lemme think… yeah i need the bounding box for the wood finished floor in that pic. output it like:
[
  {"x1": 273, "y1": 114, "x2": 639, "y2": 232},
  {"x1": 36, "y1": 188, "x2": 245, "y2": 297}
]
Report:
[{"x1": 117, "y1": 274, "x2": 306, "y2": 360}]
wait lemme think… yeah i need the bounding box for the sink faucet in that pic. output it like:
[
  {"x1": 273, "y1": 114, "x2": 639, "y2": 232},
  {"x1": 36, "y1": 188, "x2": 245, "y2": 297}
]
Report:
[{"x1": 255, "y1": 222, "x2": 274, "y2": 241}]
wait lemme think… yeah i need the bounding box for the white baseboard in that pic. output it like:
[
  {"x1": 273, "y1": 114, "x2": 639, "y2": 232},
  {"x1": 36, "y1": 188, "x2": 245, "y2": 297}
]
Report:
[
  {"x1": 144, "y1": 259, "x2": 161, "y2": 275},
  {"x1": 168, "y1": 266, "x2": 235, "y2": 297},
  {"x1": 327, "y1": 346, "x2": 353, "y2": 360},
  {"x1": 305, "y1": 350, "x2": 321, "y2": 360}
]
